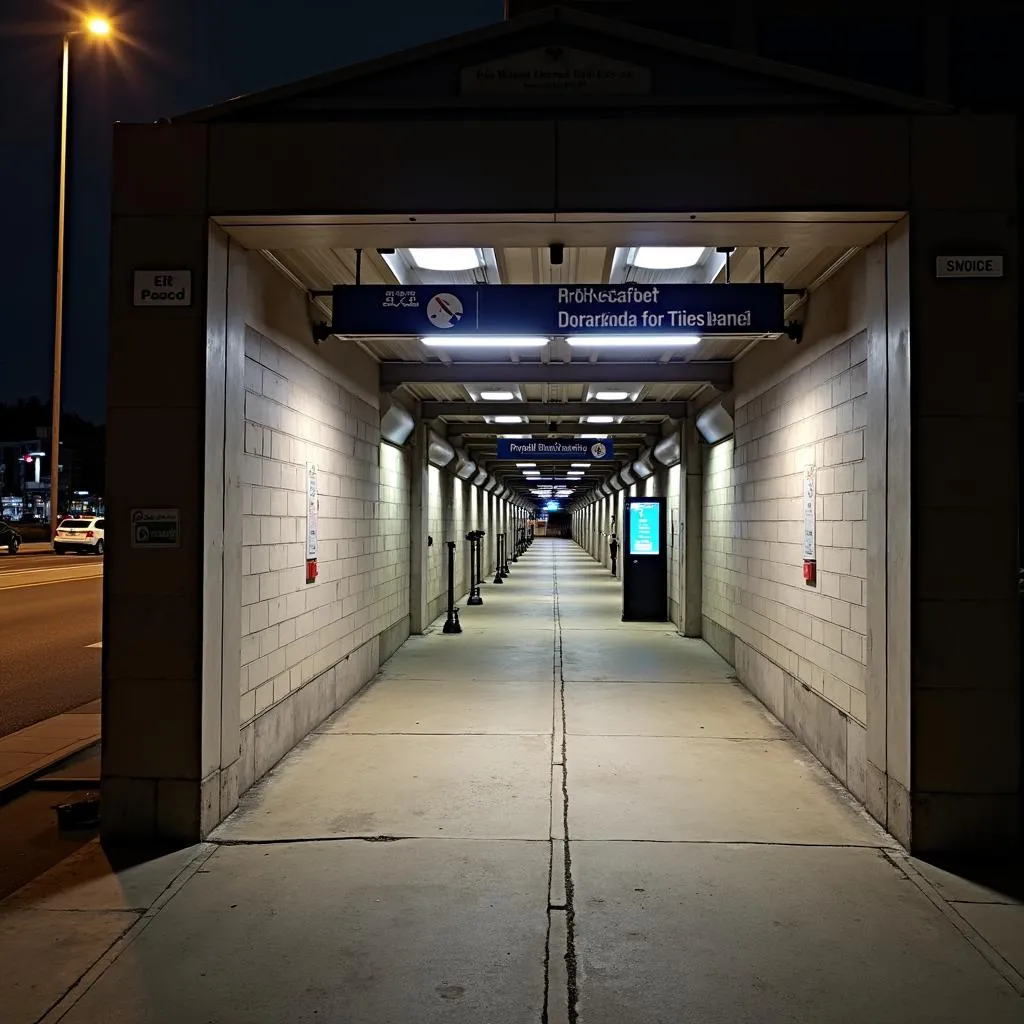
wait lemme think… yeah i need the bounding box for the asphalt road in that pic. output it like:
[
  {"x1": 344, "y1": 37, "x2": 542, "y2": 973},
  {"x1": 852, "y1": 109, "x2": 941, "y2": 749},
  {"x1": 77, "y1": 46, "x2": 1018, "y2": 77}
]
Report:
[{"x1": 0, "y1": 552, "x2": 103, "y2": 737}]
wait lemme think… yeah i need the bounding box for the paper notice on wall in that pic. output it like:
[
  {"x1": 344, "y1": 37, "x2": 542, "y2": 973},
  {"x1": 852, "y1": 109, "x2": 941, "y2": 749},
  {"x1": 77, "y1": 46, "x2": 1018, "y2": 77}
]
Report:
[
  {"x1": 802, "y1": 465, "x2": 816, "y2": 561},
  {"x1": 306, "y1": 463, "x2": 319, "y2": 560}
]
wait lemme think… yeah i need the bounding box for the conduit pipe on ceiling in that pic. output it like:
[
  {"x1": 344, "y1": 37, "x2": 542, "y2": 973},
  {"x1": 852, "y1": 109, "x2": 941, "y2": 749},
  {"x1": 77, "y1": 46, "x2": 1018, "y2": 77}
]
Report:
[
  {"x1": 653, "y1": 433, "x2": 681, "y2": 468},
  {"x1": 427, "y1": 431, "x2": 455, "y2": 468},
  {"x1": 452, "y1": 449, "x2": 476, "y2": 480},
  {"x1": 696, "y1": 402, "x2": 735, "y2": 444},
  {"x1": 632, "y1": 449, "x2": 655, "y2": 480},
  {"x1": 380, "y1": 395, "x2": 415, "y2": 447}
]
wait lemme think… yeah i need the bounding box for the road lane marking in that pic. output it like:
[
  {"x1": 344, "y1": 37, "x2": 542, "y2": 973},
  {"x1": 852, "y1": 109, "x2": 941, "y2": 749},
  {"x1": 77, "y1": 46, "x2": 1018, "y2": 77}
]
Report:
[{"x1": 0, "y1": 574, "x2": 103, "y2": 591}]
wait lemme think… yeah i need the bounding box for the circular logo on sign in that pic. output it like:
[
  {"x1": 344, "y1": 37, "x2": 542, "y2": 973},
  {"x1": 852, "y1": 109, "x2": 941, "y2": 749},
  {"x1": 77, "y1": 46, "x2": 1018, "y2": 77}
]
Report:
[
  {"x1": 590, "y1": 442, "x2": 607, "y2": 459},
  {"x1": 426, "y1": 293, "x2": 464, "y2": 329}
]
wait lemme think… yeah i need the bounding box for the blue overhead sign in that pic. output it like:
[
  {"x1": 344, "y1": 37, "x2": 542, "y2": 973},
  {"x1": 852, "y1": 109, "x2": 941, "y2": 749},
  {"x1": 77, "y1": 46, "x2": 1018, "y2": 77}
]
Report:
[
  {"x1": 497, "y1": 438, "x2": 614, "y2": 460},
  {"x1": 331, "y1": 284, "x2": 784, "y2": 336}
]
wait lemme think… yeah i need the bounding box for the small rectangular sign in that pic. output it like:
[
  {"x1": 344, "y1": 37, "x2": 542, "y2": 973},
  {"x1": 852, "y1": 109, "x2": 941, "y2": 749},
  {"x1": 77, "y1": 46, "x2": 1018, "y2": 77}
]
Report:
[
  {"x1": 496, "y1": 438, "x2": 614, "y2": 460},
  {"x1": 306, "y1": 463, "x2": 319, "y2": 561},
  {"x1": 802, "y1": 466, "x2": 816, "y2": 561},
  {"x1": 331, "y1": 284, "x2": 784, "y2": 337},
  {"x1": 130, "y1": 508, "x2": 180, "y2": 548},
  {"x1": 133, "y1": 270, "x2": 192, "y2": 306},
  {"x1": 935, "y1": 256, "x2": 1003, "y2": 279}
]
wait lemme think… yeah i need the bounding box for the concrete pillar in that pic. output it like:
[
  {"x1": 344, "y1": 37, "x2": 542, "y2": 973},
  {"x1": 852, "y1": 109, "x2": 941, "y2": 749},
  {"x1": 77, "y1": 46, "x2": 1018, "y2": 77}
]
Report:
[
  {"x1": 906, "y1": 120, "x2": 1020, "y2": 851},
  {"x1": 408, "y1": 424, "x2": 430, "y2": 634},
  {"x1": 103, "y1": 124, "x2": 241, "y2": 843},
  {"x1": 681, "y1": 418, "x2": 703, "y2": 638}
]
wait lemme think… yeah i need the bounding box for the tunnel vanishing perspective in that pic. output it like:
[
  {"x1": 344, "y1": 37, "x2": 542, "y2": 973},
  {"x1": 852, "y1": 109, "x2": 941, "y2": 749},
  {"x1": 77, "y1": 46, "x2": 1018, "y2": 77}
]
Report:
[{"x1": 103, "y1": 2, "x2": 1018, "y2": 866}]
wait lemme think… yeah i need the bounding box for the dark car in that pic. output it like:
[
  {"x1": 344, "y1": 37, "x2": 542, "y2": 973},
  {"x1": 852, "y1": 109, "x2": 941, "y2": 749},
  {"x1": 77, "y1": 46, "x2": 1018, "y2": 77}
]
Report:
[{"x1": 0, "y1": 519, "x2": 22, "y2": 554}]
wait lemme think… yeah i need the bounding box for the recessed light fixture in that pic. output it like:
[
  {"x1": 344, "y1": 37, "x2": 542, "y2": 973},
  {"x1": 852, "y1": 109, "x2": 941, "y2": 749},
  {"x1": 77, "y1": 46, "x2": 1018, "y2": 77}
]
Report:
[
  {"x1": 408, "y1": 248, "x2": 481, "y2": 272},
  {"x1": 566, "y1": 336, "x2": 699, "y2": 348},
  {"x1": 480, "y1": 390, "x2": 515, "y2": 401},
  {"x1": 594, "y1": 391, "x2": 630, "y2": 401},
  {"x1": 585, "y1": 416, "x2": 614, "y2": 424},
  {"x1": 631, "y1": 246, "x2": 704, "y2": 270},
  {"x1": 421, "y1": 336, "x2": 548, "y2": 348},
  {"x1": 493, "y1": 415, "x2": 524, "y2": 424}
]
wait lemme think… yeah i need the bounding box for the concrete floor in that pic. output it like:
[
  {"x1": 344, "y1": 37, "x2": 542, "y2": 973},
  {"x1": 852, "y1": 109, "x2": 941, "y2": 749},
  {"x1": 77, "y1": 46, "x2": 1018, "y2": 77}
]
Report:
[{"x1": 2, "y1": 539, "x2": 1022, "y2": 1022}]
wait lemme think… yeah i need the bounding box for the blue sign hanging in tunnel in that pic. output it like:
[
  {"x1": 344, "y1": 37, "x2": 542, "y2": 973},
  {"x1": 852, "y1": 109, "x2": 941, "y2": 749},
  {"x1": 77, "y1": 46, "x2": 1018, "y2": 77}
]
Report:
[
  {"x1": 330, "y1": 283, "x2": 784, "y2": 336},
  {"x1": 496, "y1": 438, "x2": 614, "y2": 460}
]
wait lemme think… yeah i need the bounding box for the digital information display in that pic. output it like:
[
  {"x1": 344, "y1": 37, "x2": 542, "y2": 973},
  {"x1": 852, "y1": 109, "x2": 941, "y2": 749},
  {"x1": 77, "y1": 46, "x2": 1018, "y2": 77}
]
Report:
[{"x1": 629, "y1": 501, "x2": 660, "y2": 556}]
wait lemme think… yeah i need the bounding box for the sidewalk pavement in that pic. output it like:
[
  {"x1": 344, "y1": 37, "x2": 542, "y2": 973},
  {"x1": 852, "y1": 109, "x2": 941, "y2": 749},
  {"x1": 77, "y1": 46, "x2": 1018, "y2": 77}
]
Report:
[
  {"x1": 1, "y1": 542, "x2": 1021, "y2": 1023},
  {"x1": 0, "y1": 701, "x2": 101, "y2": 794}
]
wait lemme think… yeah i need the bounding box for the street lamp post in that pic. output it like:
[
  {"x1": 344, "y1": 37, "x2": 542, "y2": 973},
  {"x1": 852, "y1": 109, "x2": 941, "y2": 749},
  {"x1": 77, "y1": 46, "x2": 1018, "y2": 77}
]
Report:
[{"x1": 49, "y1": 15, "x2": 111, "y2": 539}]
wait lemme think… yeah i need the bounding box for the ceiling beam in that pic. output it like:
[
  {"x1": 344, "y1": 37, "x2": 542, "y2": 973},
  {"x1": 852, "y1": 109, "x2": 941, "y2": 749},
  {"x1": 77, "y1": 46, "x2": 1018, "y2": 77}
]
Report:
[
  {"x1": 421, "y1": 401, "x2": 687, "y2": 419},
  {"x1": 447, "y1": 422, "x2": 665, "y2": 438},
  {"x1": 380, "y1": 361, "x2": 732, "y2": 388}
]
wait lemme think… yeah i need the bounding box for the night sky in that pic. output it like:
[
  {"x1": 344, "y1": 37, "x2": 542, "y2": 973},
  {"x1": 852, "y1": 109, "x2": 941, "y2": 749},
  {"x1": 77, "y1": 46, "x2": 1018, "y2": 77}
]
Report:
[{"x1": 0, "y1": 0, "x2": 503, "y2": 423}]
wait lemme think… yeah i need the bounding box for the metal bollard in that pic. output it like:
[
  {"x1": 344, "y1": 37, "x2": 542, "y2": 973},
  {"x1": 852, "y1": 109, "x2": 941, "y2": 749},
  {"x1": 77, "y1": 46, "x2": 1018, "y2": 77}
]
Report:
[
  {"x1": 492, "y1": 532, "x2": 504, "y2": 584},
  {"x1": 466, "y1": 529, "x2": 484, "y2": 605},
  {"x1": 500, "y1": 532, "x2": 510, "y2": 577},
  {"x1": 442, "y1": 540, "x2": 462, "y2": 634}
]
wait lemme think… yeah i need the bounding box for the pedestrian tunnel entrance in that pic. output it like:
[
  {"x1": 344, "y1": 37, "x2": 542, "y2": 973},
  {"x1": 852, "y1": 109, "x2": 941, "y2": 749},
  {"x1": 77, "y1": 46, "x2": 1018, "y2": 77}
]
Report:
[{"x1": 102, "y1": 9, "x2": 1019, "y2": 856}]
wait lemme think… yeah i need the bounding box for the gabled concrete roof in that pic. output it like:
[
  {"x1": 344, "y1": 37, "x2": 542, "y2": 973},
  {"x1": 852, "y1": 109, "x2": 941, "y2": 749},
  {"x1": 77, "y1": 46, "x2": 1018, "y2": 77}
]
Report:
[{"x1": 174, "y1": 4, "x2": 952, "y2": 123}]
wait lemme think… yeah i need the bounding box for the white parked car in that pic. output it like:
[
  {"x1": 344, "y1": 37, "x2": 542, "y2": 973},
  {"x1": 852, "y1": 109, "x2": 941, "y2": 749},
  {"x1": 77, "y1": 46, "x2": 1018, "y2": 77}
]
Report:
[{"x1": 54, "y1": 516, "x2": 105, "y2": 555}]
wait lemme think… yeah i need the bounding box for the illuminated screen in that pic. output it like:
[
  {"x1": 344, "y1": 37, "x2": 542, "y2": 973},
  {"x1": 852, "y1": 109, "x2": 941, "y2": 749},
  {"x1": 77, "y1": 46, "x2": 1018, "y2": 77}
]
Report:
[
  {"x1": 544, "y1": 500, "x2": 561, "y2": 512},
  {"x1": 628, "y1": 501, "x2": 660, "y2": 556}
]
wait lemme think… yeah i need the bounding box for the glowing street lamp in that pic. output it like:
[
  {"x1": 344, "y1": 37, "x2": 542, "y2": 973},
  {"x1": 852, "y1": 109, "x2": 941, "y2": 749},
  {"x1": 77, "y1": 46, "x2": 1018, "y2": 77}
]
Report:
[{"x1": 50, "y1": 13, "x2": 113, "y2": 537}]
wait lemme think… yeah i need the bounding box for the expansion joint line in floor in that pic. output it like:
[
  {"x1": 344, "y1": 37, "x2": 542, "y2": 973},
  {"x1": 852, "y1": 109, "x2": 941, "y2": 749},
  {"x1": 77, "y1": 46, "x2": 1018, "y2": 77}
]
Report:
[{"x1": 542, "y1": 547, "x2": 578, "y2": 1024}]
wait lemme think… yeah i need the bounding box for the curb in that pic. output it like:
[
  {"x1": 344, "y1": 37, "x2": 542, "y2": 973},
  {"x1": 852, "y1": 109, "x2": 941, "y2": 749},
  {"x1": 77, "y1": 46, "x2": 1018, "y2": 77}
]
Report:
[{"x1": 0, "y1": 707, "x2": 102, "y2": 797}]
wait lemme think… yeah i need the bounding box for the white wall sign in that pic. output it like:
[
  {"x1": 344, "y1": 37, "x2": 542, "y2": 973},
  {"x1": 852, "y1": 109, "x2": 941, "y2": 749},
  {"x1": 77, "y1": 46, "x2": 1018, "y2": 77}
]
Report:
[
  {"x1": 461, "y1": 47, "x2": 651, "y2": 96},
  {"x1": 306, "y1": 463, "x2": 319, "y2": 560},
  {"x1": 935, "y1": 255, "x2": 1003, "y2": 279},
  {"x1": 802, "y1": 465, "x2": 816, "y2": 561},
  {"x1": 133, "y1": 270, "x2": 192, "y2": 306},
  {"x1": 130, "y1": 508, "x2": 180, "y2": 548}
]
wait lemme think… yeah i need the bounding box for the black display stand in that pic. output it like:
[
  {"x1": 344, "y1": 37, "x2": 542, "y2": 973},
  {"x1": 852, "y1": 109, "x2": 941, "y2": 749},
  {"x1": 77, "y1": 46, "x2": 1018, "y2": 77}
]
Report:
[{"x1": 622, "y1": 495, "x2": 668, "y2": 622}]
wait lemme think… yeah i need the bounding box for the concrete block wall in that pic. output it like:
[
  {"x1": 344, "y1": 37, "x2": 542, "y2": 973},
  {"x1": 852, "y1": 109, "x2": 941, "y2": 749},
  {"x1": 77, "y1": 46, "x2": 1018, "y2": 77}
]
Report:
[
  {"x1": 238, "y1": 326, "x2": 410, "y2": 791},
  {"x1": 701, "y1": 254, "x2": 874, "y2": 813}
]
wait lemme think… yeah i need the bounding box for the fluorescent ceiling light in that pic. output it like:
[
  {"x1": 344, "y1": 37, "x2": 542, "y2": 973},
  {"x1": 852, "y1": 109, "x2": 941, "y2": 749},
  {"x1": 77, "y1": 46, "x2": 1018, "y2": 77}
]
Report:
[
  {"x1": 421, "y1": 336, "x2": 548, "y2": 348},
  {"x1": 567, "y1": 472, "x2": 584, "y2": 477},
  {"x1": 585, "y1": 416, "x2": 614, "y2": 424},
  {"x1": 501, "y1": 433, "x2": 532, "y2": 439},
  {"x1": 631, "y1": 246, "x2": 704, "y2": 270},
  {"x1": 566, "y1": 335, "x2": 700, "y2": 348},
  {"x1": 516, "y1": 462, "x2": 536, "y2": 468},
  {"x1": 408, "y1": 247, "x2": 480, "y2": 272},
  {"x1": 493, "y1": 415, "x2": 524, "y2": 424},
  {"x1": 571, "y1": 463, "x2": 590, "y2": 468},
  {"x1": 594, "y1": 391, "x2": 630, "y2": 401},
  {"x1": 581, "y1": 434, "x2": 606, "y2": 439},
  {"x1": 480, "y1": 390, "x2": 515, "y2": 401}
]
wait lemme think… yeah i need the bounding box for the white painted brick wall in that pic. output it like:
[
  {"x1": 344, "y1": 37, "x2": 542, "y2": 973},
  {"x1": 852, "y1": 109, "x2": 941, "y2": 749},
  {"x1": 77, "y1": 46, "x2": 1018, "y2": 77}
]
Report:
[
  {"x1": 703, "y1": 332, "x2": 868, "y2": 724},
  {"x1": 239, "y1": 329, "x2": 409, "y2": 726}
]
